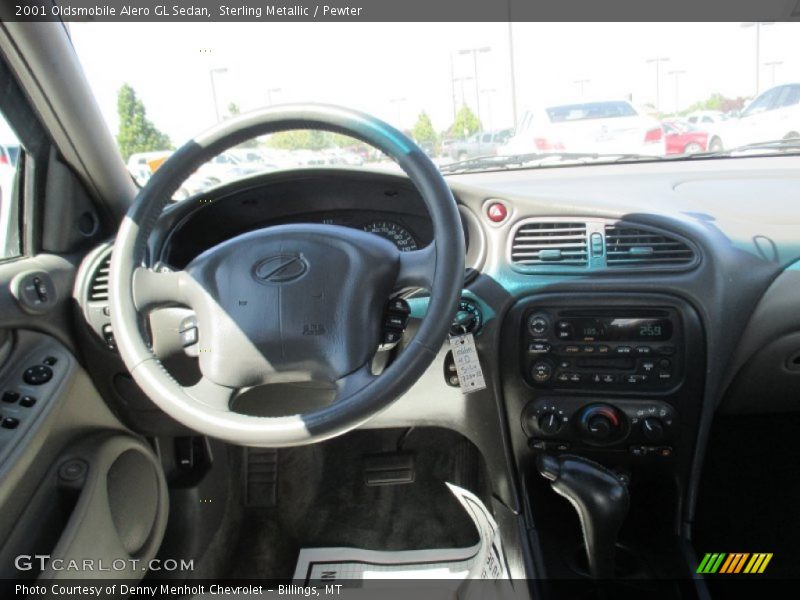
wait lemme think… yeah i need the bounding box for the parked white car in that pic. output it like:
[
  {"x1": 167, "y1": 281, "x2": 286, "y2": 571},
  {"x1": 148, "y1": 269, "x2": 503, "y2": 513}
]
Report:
[
  {"x1": 503, "y1": 100, "x2": 666, "y2": 157},
  {"x1": 715, "y1": 83, "x2": 800, "y2": 150}
]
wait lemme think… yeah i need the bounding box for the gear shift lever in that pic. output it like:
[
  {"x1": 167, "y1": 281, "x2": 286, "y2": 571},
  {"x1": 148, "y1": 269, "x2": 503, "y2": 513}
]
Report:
[{"x1": 538, "y1": 454, "x2": 629, "y2": 579}]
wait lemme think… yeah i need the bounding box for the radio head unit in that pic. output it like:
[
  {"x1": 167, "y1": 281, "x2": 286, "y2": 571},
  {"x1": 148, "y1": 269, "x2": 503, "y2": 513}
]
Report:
[{"x1": 522, "y1": 308, "x2": 682, "y2": 391}]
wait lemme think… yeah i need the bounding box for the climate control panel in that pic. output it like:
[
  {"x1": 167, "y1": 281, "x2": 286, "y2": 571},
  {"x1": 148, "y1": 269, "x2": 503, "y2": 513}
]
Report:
[
  {"x1": 522, "y1": 307, "x2": 683, "y2": 392},
  {"x1": 522, "y1": 397, "x2": 678, "y2": 456}
]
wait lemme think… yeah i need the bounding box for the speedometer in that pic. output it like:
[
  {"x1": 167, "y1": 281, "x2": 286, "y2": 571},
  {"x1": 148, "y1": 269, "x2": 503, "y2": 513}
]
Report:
[{"x1": 363, "y1": 221, "x2": 418, "y2": 252}]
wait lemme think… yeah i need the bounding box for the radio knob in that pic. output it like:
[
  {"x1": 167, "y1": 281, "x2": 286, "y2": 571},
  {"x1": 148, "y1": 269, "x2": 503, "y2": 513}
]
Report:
[
  {"x1": 641, "y1": 417, "x2": 665, "y2": 442},
  {"x1": 527, "y1": 314, "x2": 550, "y2": 336},
  {"x1": 531, "y1": 360, "x2": 553, "y2": 383},
  {"x1": 538, "y1": 411, "x2": 563, "y2": 435}
]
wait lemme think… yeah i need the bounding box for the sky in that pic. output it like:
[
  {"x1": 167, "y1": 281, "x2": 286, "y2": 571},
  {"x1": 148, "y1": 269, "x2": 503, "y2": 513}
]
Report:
[{"x1": 66, "y1": 22, "x2": 800, "y2": 148}]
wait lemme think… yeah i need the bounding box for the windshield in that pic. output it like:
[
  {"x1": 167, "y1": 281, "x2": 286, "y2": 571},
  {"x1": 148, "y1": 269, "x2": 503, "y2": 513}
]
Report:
[{"x1": 69, "y1": 22, "x2": 800, "y2": 189}]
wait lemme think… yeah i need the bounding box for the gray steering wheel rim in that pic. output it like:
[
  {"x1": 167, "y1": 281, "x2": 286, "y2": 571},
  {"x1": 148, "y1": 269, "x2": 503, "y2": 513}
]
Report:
[{"x1": 109, "y1": 104, "x2": 464, "y2": 447}]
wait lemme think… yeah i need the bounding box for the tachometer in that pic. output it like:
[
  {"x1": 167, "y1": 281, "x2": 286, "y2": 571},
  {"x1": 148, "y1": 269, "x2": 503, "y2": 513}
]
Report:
[{"x1": 363, "y1": 221, "x2": 418, "y2": 252}]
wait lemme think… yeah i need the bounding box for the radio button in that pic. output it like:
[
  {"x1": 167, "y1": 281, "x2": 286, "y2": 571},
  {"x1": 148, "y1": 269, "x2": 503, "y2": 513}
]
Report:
[
  {"x1": 531, "y1": 361, "x2": 553, "y2": 383},
  {"x1": 625, "y1": 374, "x2": 648, "y2": 384},
  {"x1": 581, "y1": 345, "x2": 595, "y2": 353},
  {"x1": 636, "y1": 346, "x2": 652, "y2": 355},
  {"x1": 597, "y1": 345, "x2": 610, "y2": 354},
  {"x1": 601, "y1": 374, "x2": 617, "y2": 384},
  {"x1": 528, "y1": 342, "x2": 551, "y2": 354},
  {"x1": 615, "y1": 346, "x2": 633, "y2": 355},
  {"x1": 658, "y1": 372, "x2": 673, "y2": 380},
  {"x1": 558, "y1": 360, "x2": 571, "y2": 369},
  {"x1": 564, "y1": 345, "x2": 581, "y2": 354},
  {"x1": 556, "y1": 372, "x2": 570, "y2": 382},
  {"x1": 591, "y1": 373, "x2": 603, "y2": 384},
  {"x1": 528, "y1": 314, "x2": 550, "y2": 336},
  {"x1": 656, "y1": 345, "x2": 676, "y2": 356},
  {"x1": 568, "y1": 373, "x2": 583, "y2": 383},
  {"x1": 658, "y1": 358, "x2": 671, "y2": 369},
  {"x1": 641, "y1": 361, "x2": 655, "y2": 372}
]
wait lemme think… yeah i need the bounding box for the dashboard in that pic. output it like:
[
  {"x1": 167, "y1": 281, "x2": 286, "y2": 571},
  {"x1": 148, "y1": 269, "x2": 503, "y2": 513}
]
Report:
[
  {"x1": 154, "y1": 170, "x2": 474, "y2": 270},
  {"x1": 68, "y1": 156, "x2": 800, "y2": 585}
]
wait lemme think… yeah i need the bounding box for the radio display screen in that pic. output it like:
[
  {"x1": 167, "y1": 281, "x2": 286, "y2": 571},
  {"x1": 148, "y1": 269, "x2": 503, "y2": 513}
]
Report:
[{"x1": 563, "y1": 317, "x2": 672, "y2": 341}]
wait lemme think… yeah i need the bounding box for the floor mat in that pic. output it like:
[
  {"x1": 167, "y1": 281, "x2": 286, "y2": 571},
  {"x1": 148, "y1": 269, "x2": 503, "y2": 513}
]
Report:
[
  {"x1": 292, "y1": 483, "x2": 507, "y2": 583},
  {"x1": 228, "y1": 429, "x2": 487, "y2": 579}
]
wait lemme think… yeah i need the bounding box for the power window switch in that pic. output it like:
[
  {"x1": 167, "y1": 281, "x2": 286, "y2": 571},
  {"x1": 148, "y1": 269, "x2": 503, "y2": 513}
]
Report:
[
  {"x1": 20, "y1": 396, "x2": 37, "y2": 408},
  {"x1": 2, "y1": 391, "x2": 19, "y2": 403},
  {"x1": 2, "y1": 417, "x2": 19, "y2": 429}
]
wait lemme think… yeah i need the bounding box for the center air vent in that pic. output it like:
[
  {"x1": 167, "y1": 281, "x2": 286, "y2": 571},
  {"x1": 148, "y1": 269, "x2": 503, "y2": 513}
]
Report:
[
  {"x1": 510, "y1": 221, "x2": 588, "y2": 267},
  {"x1": 88, "y1": 251, "x2": 111, "y2": 302},
  {"x1": 605, "y1": 224, "x2": 696, "y2": 267}
]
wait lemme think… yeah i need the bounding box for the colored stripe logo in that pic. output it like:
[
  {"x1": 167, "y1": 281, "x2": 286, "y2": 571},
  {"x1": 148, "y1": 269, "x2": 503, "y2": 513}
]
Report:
[{"x1": 697, "y1": 553, "x2": 773, "y2": 574}]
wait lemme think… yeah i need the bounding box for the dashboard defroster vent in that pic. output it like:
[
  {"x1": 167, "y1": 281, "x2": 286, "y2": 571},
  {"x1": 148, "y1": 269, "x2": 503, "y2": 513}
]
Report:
[
  {"x1": 510, "y1": 221, "x2": 588, "y2": 267},
  {"x1": 88, "y1": 252, "x2": 112, "y2": 302},
  {"x1": 605, "y1": 224, "x2": 696, "y2": 267}
]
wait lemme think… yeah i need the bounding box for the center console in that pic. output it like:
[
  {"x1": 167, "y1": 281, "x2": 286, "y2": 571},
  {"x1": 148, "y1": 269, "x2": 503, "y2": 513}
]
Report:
[
  {"x1": 520, "y1": 306, "x2": 686, "y2": 457},
  {"x1": 500, "y1": 293, "x2": 705, "y2": 590}
]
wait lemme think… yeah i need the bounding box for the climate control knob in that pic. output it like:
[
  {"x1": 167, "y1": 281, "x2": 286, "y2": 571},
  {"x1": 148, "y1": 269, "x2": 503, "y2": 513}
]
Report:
[
  {"x1": 538, "y1": 411, "x2": 563, "y2": 435},
  {"x1": 578, "y1": 404, "x2": 625, "y2": 444},
  {"x1": 641, "y1": 417, "x2": 665, "y2": 442}
]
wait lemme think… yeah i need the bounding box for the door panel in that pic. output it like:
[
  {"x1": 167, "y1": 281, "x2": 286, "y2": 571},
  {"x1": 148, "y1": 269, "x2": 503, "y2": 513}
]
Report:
[{"x1": 0, "y1": 288, "x2": 169, "y2": 580}]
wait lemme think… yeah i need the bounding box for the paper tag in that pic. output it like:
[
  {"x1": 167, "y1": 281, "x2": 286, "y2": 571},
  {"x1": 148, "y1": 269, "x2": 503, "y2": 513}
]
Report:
[{"x1": 449, "y1": 333, "x2": 486, "y2": 393}]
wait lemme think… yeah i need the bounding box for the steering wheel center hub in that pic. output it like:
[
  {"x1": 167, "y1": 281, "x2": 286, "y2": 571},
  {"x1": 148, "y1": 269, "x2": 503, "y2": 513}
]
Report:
[{"x1": 184, "y1": 223, "x2": 400, "y2": 388}]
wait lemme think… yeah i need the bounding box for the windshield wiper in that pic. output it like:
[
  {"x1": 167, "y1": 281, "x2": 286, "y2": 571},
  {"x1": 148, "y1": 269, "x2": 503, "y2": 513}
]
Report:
[
  {"x1": 700, "y1": 137, "x2": 800, "y2": 157},
  {"x1": 439, "y1": 151, "x2": 663, "y2": 173}
]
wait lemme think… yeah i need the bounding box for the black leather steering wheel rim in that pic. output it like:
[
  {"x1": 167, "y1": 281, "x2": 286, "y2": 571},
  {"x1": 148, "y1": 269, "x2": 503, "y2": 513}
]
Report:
[{"x1": 109, "y1": 104, "x2": 464, "y2": 446}]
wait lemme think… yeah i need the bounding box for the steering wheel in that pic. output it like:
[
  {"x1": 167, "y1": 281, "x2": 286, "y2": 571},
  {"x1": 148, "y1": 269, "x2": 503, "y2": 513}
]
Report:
[{"x1": 110, "y1": 105, "x2": 464, "y2": 446}]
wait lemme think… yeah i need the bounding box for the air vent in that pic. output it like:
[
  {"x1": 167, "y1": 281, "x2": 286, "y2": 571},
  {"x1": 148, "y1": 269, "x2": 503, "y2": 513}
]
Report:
[
  {"x1": 605, "y1": 224, "x2": 695, "y2": 267},
  {"x1": 88, "y1": 252, "x2": 111, "y2": 302},
  {"x1": 511, "y1": 221, "x2": 588, "y2": 266}
]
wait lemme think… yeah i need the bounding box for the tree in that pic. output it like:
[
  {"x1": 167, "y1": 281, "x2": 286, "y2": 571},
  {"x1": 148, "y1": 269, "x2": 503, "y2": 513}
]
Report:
[
  {"x1": 682, "y1": 93, "x2": 748, "y2": 116},
  {"x1": 267, "y1": 130, "x2": 329, "y2": 151},
  {"x1": 116, "y1": 83, "x2": 171, "y2": 161},
  {"x1": 411, "y1": 111, "x2": 437, "y2": 146},
  {"x1": 449, "y1": 105, "x2": 481, "y2": 139}
]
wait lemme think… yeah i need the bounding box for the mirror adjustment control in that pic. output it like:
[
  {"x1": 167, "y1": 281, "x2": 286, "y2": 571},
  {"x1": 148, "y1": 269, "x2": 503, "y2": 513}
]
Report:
[{"x1": 23, "y1": 365, "x2": 53, "y2": 385}]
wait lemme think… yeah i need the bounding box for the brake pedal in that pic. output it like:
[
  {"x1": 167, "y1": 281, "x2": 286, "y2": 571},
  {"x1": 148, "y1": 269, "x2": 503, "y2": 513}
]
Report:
[{"x1": 363, "y1": 452, "x2": 416, "y2": 486}]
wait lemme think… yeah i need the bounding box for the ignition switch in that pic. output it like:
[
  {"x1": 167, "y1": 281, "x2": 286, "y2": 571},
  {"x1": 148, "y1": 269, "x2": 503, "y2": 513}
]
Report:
[{"x1": 450, "y1": 298, "x2": 483, "y2": 336}]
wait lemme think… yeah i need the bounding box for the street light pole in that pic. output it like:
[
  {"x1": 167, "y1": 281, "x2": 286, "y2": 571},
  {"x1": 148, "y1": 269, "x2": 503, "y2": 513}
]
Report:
[
  {"x1": 459, "y1": 47, "x2": 491, "y2": 132},
  {"x1": 507, "y1": 18, "x2": 518, "y2": 126},
  {"x1": 450, "y1": 54, "x2": 457, "y2": 121},
  {"x1": 390, "y1": 97, "x2": 407, "y2": 128},
  {"x1": 742, "y1": 22, "x2": 775, "y2": 96},
  {"x1": 668, "y1": 70, "x2": 686, "y2": 114},
  {"x1": 481, "y1": 88, "x2": 497, "y2": 132},
  {"x1": 763, "y1": 60, "x2": 783, "y2": 87},
  {"x1": 645, "y1": 57, "x2": 670, "y2": 114},
  {"x1": 267, "y1": 87, "x2": 282, "y2": 105},
  {"x1": 573, "y1": 79, "x2": 591, "y2": 98},
  {"x1": 453, "y1": 77, "x2": 473, "y2": 107},
  {"x1": 209, "y1": 67, "x2": 228, "y2": 122}
]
